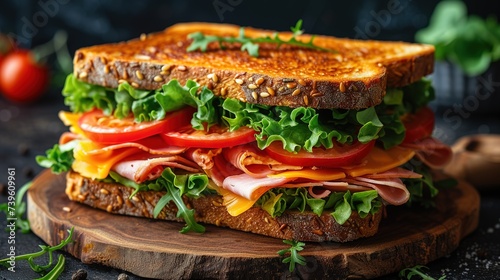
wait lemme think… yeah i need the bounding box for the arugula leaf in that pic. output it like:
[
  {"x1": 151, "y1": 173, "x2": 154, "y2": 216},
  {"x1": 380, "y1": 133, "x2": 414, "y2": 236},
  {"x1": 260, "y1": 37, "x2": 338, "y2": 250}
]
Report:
[
  {"x1": 277, "y1": 240, "x2": 307, "y2": 272},
  {"x1": 290, "y1": 19, "x2": 305, "y2": 36},
  {"x1": 416, "y1": 0, "x2": 500, "y2": 76},
  {"x1": 187, "y1": 19, "x2": 336, "y2": 57},
  {"x1": 399, "y1": 265, "x2": 446, "y2": 280},
  {"x1": 110, "y1": 168, "x2": 208, "y2": 233},
  {"x1": 0, "y1": 181, "x2": 32, "y2": 233},
  {"x1": 1, "y1": 228, "x2": 73, "y2": 279}
]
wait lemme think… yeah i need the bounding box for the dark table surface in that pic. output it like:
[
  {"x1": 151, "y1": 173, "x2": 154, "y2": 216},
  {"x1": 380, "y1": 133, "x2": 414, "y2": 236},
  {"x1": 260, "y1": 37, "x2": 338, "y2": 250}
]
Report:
[{"x1": 1, "y1": 91, "x2": 500, "y2": 280}]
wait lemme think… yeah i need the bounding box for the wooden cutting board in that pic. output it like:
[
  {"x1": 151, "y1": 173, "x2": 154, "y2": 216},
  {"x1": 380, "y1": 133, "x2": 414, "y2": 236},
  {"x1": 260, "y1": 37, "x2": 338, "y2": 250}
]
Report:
[{"x1": 27, "y1": 170, "x2": 480, "y2": 280}]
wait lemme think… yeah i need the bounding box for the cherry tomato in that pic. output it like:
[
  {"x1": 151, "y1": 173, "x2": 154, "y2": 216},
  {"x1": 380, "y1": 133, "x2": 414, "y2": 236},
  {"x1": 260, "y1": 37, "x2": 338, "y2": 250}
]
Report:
[
  {"x1": 78, "y1": 107, "x2": 195, "y2": 144},
  {"x1": 161, "y1": 125, "x2": 257, "y2": 148},
  {"x1": 402, "y1": 106, "x2": 435, "y2": 144},
  {"x1": 264, "y1": 140, "x2": 375, "y2": 168},
  {"x1": 0, "y1": 50, "x2": 49, "y2": 103}
]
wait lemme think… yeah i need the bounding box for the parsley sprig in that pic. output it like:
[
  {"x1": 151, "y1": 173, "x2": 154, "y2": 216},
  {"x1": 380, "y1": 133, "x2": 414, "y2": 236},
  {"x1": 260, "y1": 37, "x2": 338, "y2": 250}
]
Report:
[
  {"x1": 277, "y1": 239, "x2": 307, "y2": 272},
  {"x1": 0, "y1": 227, "x2": 74, "y2": 279},
  {"x1": 399, "y1": 265, "x2": 446, "y2": 280},
  {"x1": 187, "y1": 19, "x2": 336, "y2": 57}
]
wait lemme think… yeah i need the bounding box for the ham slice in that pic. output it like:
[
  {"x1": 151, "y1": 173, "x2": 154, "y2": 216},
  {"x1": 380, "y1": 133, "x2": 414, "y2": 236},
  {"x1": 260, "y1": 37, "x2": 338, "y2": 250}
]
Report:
[
  {"x1": 84, "y1": 135, "x2": 186, "y2": 156},
  {"x1": 205, "y1": 154, "x2": 244, "y2": 187},
  {"x1": 222, "y1": 173, "x2": 293, "y2": 200},
  {"x1": 223, "y1": 143, "x2": 301, "y2": 178},
  {"x1": 308, "y1": 187, "x2": 331, "y2": 199},
  {"x1": 59, "y1": 132, "x2": 81, "y2": 145},
  {"x1": 402, "y1": 137, "x2": 452, "y2": 169},
  {"x1": 364, "y1": 167, "x2": 422, "y2": 179},
  {"x1": 344, "y1": 177, "x2": 409, "y2": 205},
  {"x1": 186, "y1": 148, "x2": 222, "y2": 170},
  {"x1": 112, "y1": 153, "x2": 200, "y2": 183}
]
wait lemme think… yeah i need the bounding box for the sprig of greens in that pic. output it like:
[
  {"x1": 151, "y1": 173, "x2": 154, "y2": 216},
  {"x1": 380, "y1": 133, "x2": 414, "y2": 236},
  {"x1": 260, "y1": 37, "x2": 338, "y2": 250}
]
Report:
[
  {"x1": 110, "y1": 168, "x2": 209, "y2": 234},
  {"x1": 0, "y1": 181, "x2": 32, "y2": 233},
  {"x1": 399, "y1": 265, "x2": 446, "y2": 280},
  {"x1": 415, "y1": 0, "x2": 500, "y2": 76},
  {"x1": 187, "y1": 19, "x2": 336, "y2": 57},
  {"x1": 0, "y1": 227, "x2": 74, "y2": 279},
  {"x1": 36, "y1": 140, "x2": 77, "y2": 174},
  {"x1": 277, "y1": 239, "x2": 307, "y2": 272}
]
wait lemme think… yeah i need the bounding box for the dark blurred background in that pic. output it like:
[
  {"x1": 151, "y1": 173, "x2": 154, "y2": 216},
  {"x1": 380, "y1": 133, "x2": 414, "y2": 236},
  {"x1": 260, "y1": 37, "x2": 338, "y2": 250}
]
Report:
[{"x1": 0, "y1": 0, "x2": 495, "y2": 52}]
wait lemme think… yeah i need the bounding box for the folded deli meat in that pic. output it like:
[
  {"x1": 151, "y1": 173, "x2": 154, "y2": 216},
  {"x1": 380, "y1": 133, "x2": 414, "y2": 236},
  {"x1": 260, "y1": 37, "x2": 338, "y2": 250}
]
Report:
[{"x1": 37, "y1": 22, "x2": 452, "y2": 242}]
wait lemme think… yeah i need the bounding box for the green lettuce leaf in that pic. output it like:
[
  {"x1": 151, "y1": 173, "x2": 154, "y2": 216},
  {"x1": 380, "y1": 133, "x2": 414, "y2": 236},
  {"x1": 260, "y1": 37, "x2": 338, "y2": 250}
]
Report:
[
  {"x1": 35, "y1": 140, "x2": 78, "y2": 174},
  {"x1": 257, "y1": 188, "x2": 382, "y2": 225},
  {"x1": 62, "y1": 74, "x2": 116, "y2": 115},
  {"x1": 61, "y1": 74, "x2": 434, "y2": 152}
]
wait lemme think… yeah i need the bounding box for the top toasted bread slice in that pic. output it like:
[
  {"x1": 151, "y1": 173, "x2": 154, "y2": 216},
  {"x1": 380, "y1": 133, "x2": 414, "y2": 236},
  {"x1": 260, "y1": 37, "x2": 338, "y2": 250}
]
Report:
[{"x1": 73, "y1": 22, "x2": 434, "y2": 109}]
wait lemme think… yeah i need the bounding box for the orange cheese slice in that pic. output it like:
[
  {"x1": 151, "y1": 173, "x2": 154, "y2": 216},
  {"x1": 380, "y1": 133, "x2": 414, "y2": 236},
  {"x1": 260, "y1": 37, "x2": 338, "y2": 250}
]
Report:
[
  {"x1": 345, "y1": 146, "x2": 415, "y2": 177},
  {"x1": 59, "y1": 111, "x2": 85, "y2": 136},
  {"x1": 72, "y1": 141, "x2": 138, "y2": 179},
  {"x1": 267, "y1": 168, "x2": 345, "y2": 181}
]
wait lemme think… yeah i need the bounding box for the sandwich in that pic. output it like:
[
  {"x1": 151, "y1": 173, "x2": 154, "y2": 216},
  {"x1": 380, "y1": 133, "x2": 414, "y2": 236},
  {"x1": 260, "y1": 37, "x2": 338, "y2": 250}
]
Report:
[{"x1": 37, "y1": 22, "x2": 452, "y2": 242}]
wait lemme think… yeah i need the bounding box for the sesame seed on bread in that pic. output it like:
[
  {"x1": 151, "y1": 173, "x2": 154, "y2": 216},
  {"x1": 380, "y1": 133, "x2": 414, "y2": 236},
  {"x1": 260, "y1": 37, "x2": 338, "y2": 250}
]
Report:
[{"x1": 72, "y1": 22, "x2": 434, "y2": 110}]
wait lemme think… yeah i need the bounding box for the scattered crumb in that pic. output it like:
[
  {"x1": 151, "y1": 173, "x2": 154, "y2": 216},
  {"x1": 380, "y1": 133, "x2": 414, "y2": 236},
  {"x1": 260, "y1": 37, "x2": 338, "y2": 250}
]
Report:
[
  {"x1": 117, "y1": 273, "x2": 129, "y2": 280},
  {"x1": 72, "y1": 268, "x2": 88, "y2": 280},
  {"x1": 63, "y1": 206, "x2": 72, "y2": 212},
  {"x1": 23, "y1": 167, "x2": 34, "y2": 179}
]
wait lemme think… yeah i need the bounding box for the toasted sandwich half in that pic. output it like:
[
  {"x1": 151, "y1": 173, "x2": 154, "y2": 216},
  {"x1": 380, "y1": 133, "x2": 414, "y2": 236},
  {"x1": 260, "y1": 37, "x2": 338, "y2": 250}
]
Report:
[{"x1": 37, "y1": 22, "x2": 452, "y2": 242}]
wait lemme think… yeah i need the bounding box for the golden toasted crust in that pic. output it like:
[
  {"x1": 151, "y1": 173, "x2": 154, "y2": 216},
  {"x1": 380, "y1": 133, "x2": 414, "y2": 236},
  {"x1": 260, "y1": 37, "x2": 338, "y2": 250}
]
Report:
[
  {"x1": 73, "y1": 22, "x2": 434, "y2": 110},
  {"x1": 66, "y1": 171, "x2": 383, "y2": 242}
]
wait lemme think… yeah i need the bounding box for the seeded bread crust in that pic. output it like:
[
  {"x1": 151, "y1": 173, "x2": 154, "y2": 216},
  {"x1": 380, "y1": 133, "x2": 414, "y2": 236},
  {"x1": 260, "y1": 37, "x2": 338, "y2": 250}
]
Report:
[
  {"x1": 66, "y1": 171, "x2": 383, "y2": 242},
  {"x1": 72, "y1": 22, "x2": 434, "y2": 110}
]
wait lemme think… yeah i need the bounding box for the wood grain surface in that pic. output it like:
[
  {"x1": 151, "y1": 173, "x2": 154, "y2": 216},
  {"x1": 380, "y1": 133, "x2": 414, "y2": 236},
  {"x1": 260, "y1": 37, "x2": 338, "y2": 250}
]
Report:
[{"x1": 27, "y1": 170, "x2": 480, "y2": 280}]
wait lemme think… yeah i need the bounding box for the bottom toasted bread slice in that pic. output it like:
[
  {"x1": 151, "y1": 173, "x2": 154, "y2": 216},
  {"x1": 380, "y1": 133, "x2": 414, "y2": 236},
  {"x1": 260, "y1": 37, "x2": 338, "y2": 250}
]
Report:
[{"x1": 65, "y1": 171, "x2": 383, "y2": 242}]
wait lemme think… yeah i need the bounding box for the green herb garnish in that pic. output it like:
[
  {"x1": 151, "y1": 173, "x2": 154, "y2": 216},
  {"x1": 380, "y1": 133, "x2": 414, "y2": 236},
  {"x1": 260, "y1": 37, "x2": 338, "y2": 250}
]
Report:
[
  {"x1": 399, "y1": 265, "x2": 446, "y2": 280},
  {"x1": 0, "y1": 227, "x2": 74, "y2": 279},
  {"x1": 0, "y1": 181, "x2": 32, "y2": 233},
  {"x1": 110, "y1": 168, "x2": 209, "y2": 234},
  {"x1": 277, "y1": 239, "x2": 307, "y2": 272},
  {"x1": 36, "y1": 140, "x2": 77, "y2": 174},
  {"x1": 415, "y1": 0, "x2": 500, "y2": 76},
  {"x1": 187, "y1": 19, "x2": 335, "y2": 57}
]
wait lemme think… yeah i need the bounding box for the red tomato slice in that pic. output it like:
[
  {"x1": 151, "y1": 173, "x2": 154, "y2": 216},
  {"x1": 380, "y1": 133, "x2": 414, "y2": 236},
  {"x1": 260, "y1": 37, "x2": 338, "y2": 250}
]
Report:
[
  {"x1": 161, "y1": 125, "x2": 256, "y2": 148},
  {"x1": 79, "y1": 107, "x2": 195, "y2": 144},
  {"x1": 264, "y1": 140, "x2": 375, "y2": 168},
  {"x1": 402, "y1": 106, "x2": 435, "y2": 144}
]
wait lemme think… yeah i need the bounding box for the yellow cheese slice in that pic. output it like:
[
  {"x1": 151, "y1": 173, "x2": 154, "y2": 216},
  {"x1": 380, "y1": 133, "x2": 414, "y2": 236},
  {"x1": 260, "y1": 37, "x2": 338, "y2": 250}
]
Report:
[{"x1": 209, "y1": 183, "x2": 257, "y2": 216}]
